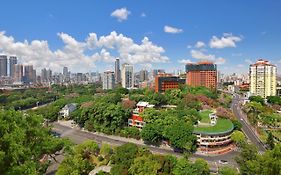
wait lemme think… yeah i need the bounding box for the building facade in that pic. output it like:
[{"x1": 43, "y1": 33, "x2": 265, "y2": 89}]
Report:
[
  {"x1": 24, "y1": 65, "x2": 35, "y2": 83},
  {"x1": 103, "y1": 71, "x2": 115, "y2": 90},
  {"x1": 121, "y1": 63, "x2": 134, "y2": 89},
  {"x1": 250, "y1": 59, "x2": 276, "y2": 98},
  {"x1": 155, "y1": 73, "x2": 185, "y2": 93},
  {"x1": 0, "y1": 55, "x2": 8, "y2": 77},
  {"x1": 115, "y1": 58, "x2": 121, "y2": 84},
  {"x1": 13, "y1": 64, "x2": 23, "y2": 83},
  {"x1": 140, "y1": 70, "x2": 148, "y2": 82},
  {"x1": 186, "y1": 62, "x2": 217, "y2": 89},
  {"x1": 9, "y1": 56, "x2": 17, "y2": 77}
]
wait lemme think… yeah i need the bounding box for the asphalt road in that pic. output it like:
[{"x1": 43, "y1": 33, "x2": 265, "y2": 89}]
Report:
[
  {"x1": 50, "y1": 122, "x2": 239, "y2": 173},
  {"x1": 231, "y1": 94, "x2": 266, "y2": 152}
]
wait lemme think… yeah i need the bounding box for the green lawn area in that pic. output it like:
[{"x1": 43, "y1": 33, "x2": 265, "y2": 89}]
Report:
[
  {"x1": 194, "y1": 118, "x2": 234, "y2": 134},
  {"x1": 199, "y1": 110, "x2": 213, "y2": 123}
]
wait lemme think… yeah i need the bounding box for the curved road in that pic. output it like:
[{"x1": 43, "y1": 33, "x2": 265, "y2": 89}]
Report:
[
  {"x1": 231, "y1": 93, "x2": 266, "y2": 152},
  {"x1": 50, "y1": 122, "x2": 239, "y2": 174}
]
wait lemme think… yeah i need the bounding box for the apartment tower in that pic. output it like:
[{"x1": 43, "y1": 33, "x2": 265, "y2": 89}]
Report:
[{"x1": 249, "y1": 59, "x2": 276, "y2": 98}]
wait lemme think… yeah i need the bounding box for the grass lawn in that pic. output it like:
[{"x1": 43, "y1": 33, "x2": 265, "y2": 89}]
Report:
[
  {"x1": 199, "y1": 110, "x2": 213, "y2": 123},
  {"x1": 194, "y1": 118, "x2": 234, "y2": 134}
]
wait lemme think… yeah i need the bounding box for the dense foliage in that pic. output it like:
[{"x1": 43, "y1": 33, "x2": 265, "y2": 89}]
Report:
[
  {"x1": 236, "y1": 143, "x2": 281, "y2": 175},
  {"x1": 0, "y1": 109, "x2": 66, "y2": 174}
]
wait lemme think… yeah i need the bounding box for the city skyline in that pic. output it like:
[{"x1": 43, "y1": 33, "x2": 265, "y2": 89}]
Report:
[{"x1": 0, "y1": 0, "x2": 281, "y2": 74}]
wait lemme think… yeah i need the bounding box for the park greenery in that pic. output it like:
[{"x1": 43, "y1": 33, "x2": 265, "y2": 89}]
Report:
[
  {"x1": 57, "y1": 141, "x2": 211, "y2": 175},
  {"x1": 0, "y1": 109, "x2": 68, "y2": 174}
]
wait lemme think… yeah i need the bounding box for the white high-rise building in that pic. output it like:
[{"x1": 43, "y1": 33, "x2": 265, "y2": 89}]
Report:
[
  {"x1": 250, "y1": 59, "x2": 276, "y2": 98},
  {"x1": 103, "y1": 71, "x2": 115, "y2": 90},
  {"x1": 121, "y1": 63, "x2": 134, "y2": 89}
]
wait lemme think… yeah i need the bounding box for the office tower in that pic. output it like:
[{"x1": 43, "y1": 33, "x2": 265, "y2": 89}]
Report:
[
  {"x1": 24, "y1": 65, "x2": 35, "y2": 83},
  {"x1": 140, "y1": 70, "x2": 148, "y2": 82},
  {"x1": 121, "y1": 63, "x2": 134, "y2": 89},
  {"x1": 13, "y1": 64, "x2": 23, "y2": 82},
  {"x1": 41, "y1": 68, "x2": 52, "y2": 83},
  {"x1": 155, "y1": 73, "x2": 185, "y2": 92},
  {"x1": 250, "y1": 59, "x2": 276, "y2": 98},
  {"x1": 103, "y1": 71, "x2": 115, "y2": 90},
  {"x1": 185, "y1": 61, "x2": 217, "y2": 89},
  {"x1": 9, "y1": 56, "x2": 17, "y2": 77},
  {"x1": 0, "y1": 55, "x2": 8, "y2": 77},
  {"x1": 115, "y1": 58, "x2": 121, "y2": 83}
]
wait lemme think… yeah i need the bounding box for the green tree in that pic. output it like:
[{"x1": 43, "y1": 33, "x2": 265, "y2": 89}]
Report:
[
  {"x1": 0, "y1": 110, "x2": 65, "y2": 174},
  {"x1": 219, "y1": 166, "x2": 239, "y2": 175},
  {"x1": 141, "y1": 123, "x2": 163, "y2": 144},
  {"x1": 249, "y1": 96, "x2": 264, "y2": 105},
  {"x1": 128, "y1": 155, "x2": 161, "y2": 175},
  {"x1": 266, "y1": 132, "x2": 275, "y2": 150},
  {"x1": 231, "y1": 131, "x2": 246, "y2": 147},
  {"x1": 163, "y1": 121, "x2": 196, "y2": 152}
]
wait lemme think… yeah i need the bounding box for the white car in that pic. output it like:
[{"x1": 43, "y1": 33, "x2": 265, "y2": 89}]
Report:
[{"x1": 219, "y1": 160, "x2": 228, "y2": 165}]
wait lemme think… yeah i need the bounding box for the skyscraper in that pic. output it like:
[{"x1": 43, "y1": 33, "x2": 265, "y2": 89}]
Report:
[
  {"x1": 103, "y1": 71, "x2": 115, "y2": 90},
  {"x1": 63, "y1": 67, "x2": 68, "y2": 76},
  {"x1": 140, "y1": 70, "x2": 148, "y2": 82},
  {"x1": 13, "y1": 64, "x2": 23, "y2": 83},
  {"x1": 185, "y1": 61, "x2": 217, "y2": 89},
  {"x1": 250, "y1": 59, "x2": 276, "y2": 98},
  {"x1": 0, "y1": 55, "x2": 8, "y2": 77},
  {"x1": 24, "y1": 65, "x2": 35, "y2": 83},
  {"x1": 9, "y1": 56, "x2": 17, "y2": 77},
  {"x1": 121, "y1": 63, "x2": 134, "y2": 89},
  {"x1": 115, "y1": 58, "x2": 121, "y2": 84}
]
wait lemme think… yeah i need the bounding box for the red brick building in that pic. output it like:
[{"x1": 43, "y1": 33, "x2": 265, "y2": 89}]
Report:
[
  {"x1": 128, "y1": 102, "x2": 154, "y2": 128},
  {"x1": 155, "y1": 73, "x2": 186, "y2": 93},
  {"x1": 186, "y1": 61, "x2": 217, "y2": 89}
]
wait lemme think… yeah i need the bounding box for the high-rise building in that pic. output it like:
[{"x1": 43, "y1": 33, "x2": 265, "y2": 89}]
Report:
[
  {"x1": 155, "y1": 73, "x2": 185, "y2": 92},
  {"x1": 115, "y1": 58, "x2": 121, "y2": 83},
  {"x1": 9, "y1": 56, "x2": 17, "y2": 77},
  {"x1": 186, "y1": 61, "x2": 217, "y2": 89},
  {"x1": 250, "y1": 59, "x2": 276, "y2": 98},
  {"x1": 121, "y1": 63, "x2": 134, "y2": 89},
  {"x1": 24, "y1": 65, "x2": 35, "y2": 83},
  {"x1": 103, "y1": 71, "x2": 115, "y2": 90},
  {"x1": 140, "y1": 70, "x2": 148, "y2": 82},
  {"x1": 0, "y1": 55, "x2": 8, "y2": 77},
  {"x1": 63, "y1": 67, "x2": 68, "y2": 76},
  {"x1": 13, "y1": 64, "x2": 23, "y2": 83},
  {"x1": 41, "y1": 68, "x2": 52, "y2": 83}
]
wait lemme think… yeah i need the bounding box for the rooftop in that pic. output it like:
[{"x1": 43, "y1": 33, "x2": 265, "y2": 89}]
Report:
[{"x1": 193, "y1": 110, "x2": 234, "y2": 135}]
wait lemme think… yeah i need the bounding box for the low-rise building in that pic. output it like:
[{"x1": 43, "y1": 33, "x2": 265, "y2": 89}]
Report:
[
  {"x1": 59, "y1": 103, "x2": 77, "y2": 118},
  {"x1": 155, "y1": 73, "x2": 185, "y2": 93},
  {"x1": 194, "y1": 110, "x2": 235, "y2": 154},
  {"x1": 128, "y1": 101, "x2": 154, "y2": 128}
]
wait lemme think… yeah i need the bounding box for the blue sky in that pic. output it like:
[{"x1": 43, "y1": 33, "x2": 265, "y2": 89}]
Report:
[{"x1": 0, "y1": 0, "x2": 281, "y2": 74}]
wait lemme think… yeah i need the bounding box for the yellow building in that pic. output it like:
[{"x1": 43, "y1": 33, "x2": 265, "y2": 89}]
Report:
[{"x1": 250, "y1": 59, "x2": 276, "y2": 98}]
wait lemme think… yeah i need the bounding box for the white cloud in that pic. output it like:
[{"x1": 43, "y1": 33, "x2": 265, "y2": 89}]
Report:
[
  {"x1": 187, "y1": 45, "x2": 192, "y2": 49},
  {"x1": 195, "y1": 41, "x2": 205, "y2": 48},
  {"x1": 245, "y1": 59, "x2": 253, "y2": 64},
  {"x1": 111, "y1": 7, "x2": 131, "y2": 22},
  {"x1": 0, "y1": 31, "x2": 169, "y2": 72},
  {"x1": 190, "y1": 50, "x2": 215, "y2": 60},
  {"x1": 164, "y1": 25, "x2": 183, "y2": 34},
  {"x1": 190, "y1": 49, "x2": 225, "y2": 64},
  {"x1": 237, "y1": 64, "x2": 244, "y2": 68},
  {"x1": 209, "y1": 33, "x2": 242, "y2": 49},
  {"x1": 178, "y1": 59, "x2": 193, "y2": 64},
  {"x1": 140, "y1": 12, "x2": 146, "y2": 17}
]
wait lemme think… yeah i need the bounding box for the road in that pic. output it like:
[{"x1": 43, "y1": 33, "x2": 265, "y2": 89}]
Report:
[
  {"x1": 231, "y1": 93, "x2": 266, "y2": 152},
  {"x1": 49, "y1": 122, "x2": 239, "y2": 174}
]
